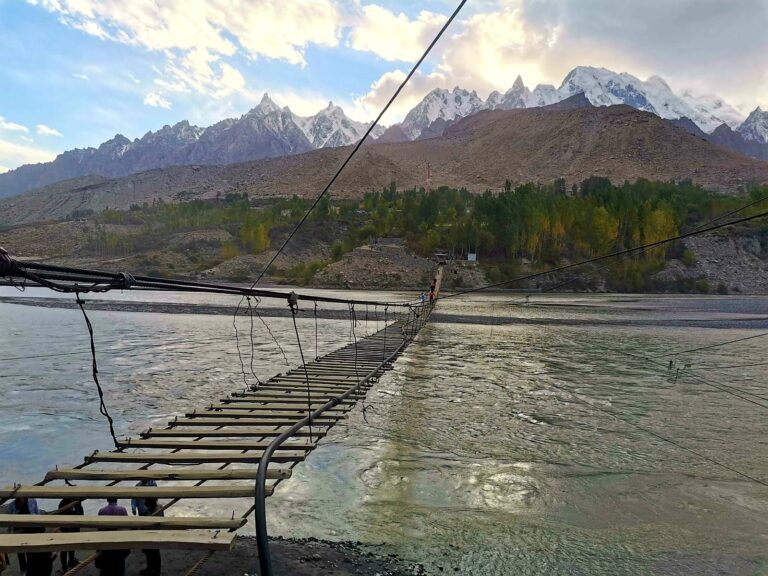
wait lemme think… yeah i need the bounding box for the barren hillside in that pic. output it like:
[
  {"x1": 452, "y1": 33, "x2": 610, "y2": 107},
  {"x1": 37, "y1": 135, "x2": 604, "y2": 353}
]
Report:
[{"x1": 3, "y1": 102, "x2": 768, "y2": 225}]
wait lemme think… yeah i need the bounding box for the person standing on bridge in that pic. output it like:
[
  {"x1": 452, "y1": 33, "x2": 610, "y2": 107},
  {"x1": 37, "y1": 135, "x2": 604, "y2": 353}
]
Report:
[
  {"x1": 96, "y1": 498, "x2": 130, "y2": 576},
  {"x1": 139, "y1": 497, "x2": 162, "y2": 576},
  {"x1": 57, "y1": 498, "x2": 84, "y2": 571},
  {"x1": 131, "y1": 478, "x2": 157, "y2": 516},
  {"x1": 5, "y1": 497, "x2": 39, "y2": 574}
]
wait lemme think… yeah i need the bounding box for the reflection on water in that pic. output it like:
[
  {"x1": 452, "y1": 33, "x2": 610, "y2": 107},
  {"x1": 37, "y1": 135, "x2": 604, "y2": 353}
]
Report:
[{"x1": 1, "y1": 288, "x2": 767, "y2": 575}]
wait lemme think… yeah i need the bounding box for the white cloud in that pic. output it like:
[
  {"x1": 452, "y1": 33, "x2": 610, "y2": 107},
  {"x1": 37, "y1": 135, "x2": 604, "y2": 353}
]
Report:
[
  {"x1": 353, "y1": 0, "x2": 768, "y2": 122},
  {"x1": 143, "y1": 92, "x2": 171, "y2": 109},
  {"x1": 348, "y1": 5, "x2": 444, "y2": 62},
  {"x1": 36, "y1": 124, "x2": 63, "y2": 136},
  {"x1": 0, "y1": 138, "x2": 56, "y2": 168},
  {"x1": 353, "y1": 69, "x2": 448, "y2": 124},
  {"x1": 30, "y1": 0, "x2": 342, "y2": 99},
  {"x1": 20, "y1": 135, "x2": 34, "y2": 143},
  {"x1": 0, "y1": 165, "x2": 9, "y2": 174},
  {"x1": 72, "y1": 73, "x2": 90, "y2": 81},
  {"x1": 0, "y1": 117, "x2": 30, "y2": 133}
]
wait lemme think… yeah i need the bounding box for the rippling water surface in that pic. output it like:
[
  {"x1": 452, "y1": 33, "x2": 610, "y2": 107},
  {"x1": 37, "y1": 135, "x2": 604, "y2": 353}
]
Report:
[{"x1": 1, "y1": 287, "x2": 767, "y2": 575}]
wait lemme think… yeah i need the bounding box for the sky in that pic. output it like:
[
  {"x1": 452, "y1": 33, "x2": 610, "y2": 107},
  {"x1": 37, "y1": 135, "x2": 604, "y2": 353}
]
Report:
[{"x1": 0, "y1": 0, "x2": 767, "y2": 173}]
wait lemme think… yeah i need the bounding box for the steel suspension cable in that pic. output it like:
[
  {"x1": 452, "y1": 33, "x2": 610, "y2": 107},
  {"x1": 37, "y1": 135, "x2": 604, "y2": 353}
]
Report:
[
  {"x1": 441, "y1": 208, "x2": 768, "y2": 300},
  {"x1": 248, "y1": 0, "x2": 468, "y2": 288}
]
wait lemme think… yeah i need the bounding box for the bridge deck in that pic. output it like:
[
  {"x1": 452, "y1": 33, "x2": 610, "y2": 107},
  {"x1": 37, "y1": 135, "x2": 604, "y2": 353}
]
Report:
[{"x1": 0, "y1": 316, "x2": 425, "y2": 563}]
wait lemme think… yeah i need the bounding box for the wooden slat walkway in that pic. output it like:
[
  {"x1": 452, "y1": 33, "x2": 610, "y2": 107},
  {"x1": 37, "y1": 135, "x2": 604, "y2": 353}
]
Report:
[{"x1": 0, "y1": 314, "x2": 428, "y2": 560}]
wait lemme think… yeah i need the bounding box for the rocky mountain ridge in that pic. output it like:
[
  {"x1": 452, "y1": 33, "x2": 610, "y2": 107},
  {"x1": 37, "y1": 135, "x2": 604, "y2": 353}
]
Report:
[
  {"x1": 1, "y1": 66, "x2": 764, "y2": 199},
  {"x1": 3, "y1": 98, "x2": 768, "y2": 226}
]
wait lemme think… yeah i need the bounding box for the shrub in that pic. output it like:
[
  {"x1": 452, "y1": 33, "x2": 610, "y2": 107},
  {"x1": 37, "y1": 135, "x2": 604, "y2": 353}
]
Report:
[
  {"x1": 694, "y1": 278, "x2": 710, "y2": 293},
  {"x1": 716, "y1": 282, "x2": 728, "y2": 295},
  {"x1": 681, "y1": 249, "x2": 697, "y2": 267}
]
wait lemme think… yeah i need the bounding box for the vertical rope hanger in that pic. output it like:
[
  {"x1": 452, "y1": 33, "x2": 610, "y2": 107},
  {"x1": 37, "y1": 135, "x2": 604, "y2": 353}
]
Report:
[
  {"x1": 349, "y1": 304, "x2": 360, "y2": 379},
  {"x1": 288, "y1": 292, "x2": 313, "y2": 443},
  {"x1": 382, "y1": 305, "x2": 388, "y2": 361},
  {"x1": 314, "y1": 301, "x2": 319, "y2": 361},
  {"x1": 75, "y1": 293, "x2": 120, "y2": 449},
  {"x1": 246, "y1": 296, "x2": 262, "y2": 390},
  {"x1": 232, "y1": 298, "x2": 251, "y2": 392}
]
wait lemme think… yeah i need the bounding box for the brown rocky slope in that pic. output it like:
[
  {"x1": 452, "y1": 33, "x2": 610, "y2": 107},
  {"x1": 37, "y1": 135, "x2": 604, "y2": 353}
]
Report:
[{"x1": 4, "y1": 100, "x2": 768, "y2": 225}]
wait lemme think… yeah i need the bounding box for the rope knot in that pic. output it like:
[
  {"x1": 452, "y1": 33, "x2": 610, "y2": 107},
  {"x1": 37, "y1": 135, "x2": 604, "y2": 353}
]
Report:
[
  {"x1": 117, "y1": 272, "x2": 136, "y2": 289},
  {"x1": 287, "y1": 291, "x2": 299, "y2": 314},
  {"x1": 0, "y1": 247, "x2": 19, "y2": 277}
]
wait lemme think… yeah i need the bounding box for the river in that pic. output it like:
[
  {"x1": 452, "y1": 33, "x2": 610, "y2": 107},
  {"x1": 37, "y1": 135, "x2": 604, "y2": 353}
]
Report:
[{"x1": 1, "y1": 287, "x2": 766, "y2": 575}]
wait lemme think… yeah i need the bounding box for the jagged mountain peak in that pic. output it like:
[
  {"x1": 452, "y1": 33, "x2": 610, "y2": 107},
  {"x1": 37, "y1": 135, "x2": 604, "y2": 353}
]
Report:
[
  {"x1": 245, "y1": 93, "x2": 281, "y2": 117},
  {"x1": 401, "y1": 85, "x2": 486, "y2": 139},
  {"x1": 737, "y1": 106, "x2": 768, "y2": 144},
  {"x1": 511, "y1": 74, "x2": 526, "y2": 91}
]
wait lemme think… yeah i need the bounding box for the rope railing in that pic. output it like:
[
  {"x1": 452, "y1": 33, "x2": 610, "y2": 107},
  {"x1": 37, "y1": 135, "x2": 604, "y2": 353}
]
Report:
[{"x1": 0, "y1": 252, "x2": 417, "y2": 308}]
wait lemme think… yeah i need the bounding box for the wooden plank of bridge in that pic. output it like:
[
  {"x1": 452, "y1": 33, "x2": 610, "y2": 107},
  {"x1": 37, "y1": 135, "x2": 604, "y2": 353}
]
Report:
[
  {"x1": 119, "y1": 439, "x2": 315, "y2": 450},
  {"x1": 0, "y1": 313, "x2": 433, "y2": 558},
  {"x1": 0, "y1": 485, "x2": 270, "y2": 499},
  {"x1": 143, "y1": 428, "x2": 326, "y2": 439},
  {"x1": 170, "y1": 417, "x2": 338, "y2": 427},
  {"x1": 0, "y1": 530, "x2": 236, "y2": 553},
  {"x1": 0, "y1": 515, "x2": 246, "y2": 531},
  {"x1": 45, "y1": 468, "x2": 291, "y2": 482},
  {"x1": 206, "y1": 403, "x2": 351, "y2": 412},
  {"x1": 185, "y1": 410, "x2": 346, "y2": 420},
  {"x1": 85, "y1": 450, "x2": 306, "y2": 464}
]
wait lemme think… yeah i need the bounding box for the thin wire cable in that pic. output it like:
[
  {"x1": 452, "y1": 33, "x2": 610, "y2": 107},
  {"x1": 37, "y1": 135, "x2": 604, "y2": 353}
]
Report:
[
  {"x1": 441, "y1": 208, "x2": 768, "y2": 300},
  {"x1": 232, "y1": 298, "x2": 250, "y2": 391},
  {"x1": 314, "y1": 301, "x2": 319, "y2": 361},
  {"x1": 549, "y1": 380, "x2": 768, "y2": 487},
  {"x1": 249, "y1": 0, "x2": 468, "y2": 288},
  {"x1": 350, "y1": 304, "x2": 360, "y2": 379},
  {"x1": 653, "y1": 331, "x2": 768, "y2": 358},
  {"x1": 75, "y1": 294, "x2": 119, "y2": 449},
  {"x1": 290, "y1": 305, "x2": 314, "y2": 443},
  {"x1": 246, "y1": 296, "x2": 262, "y2": 389},
  {"x1": 252, "y1": 300, "x2": 290, "y2": 366},
  {"x1": 590, "y1": 341, "x2": 768, "y2": 409},
  {"x1": 509, "y1": 191, "x2": 768, "y2": 302}
]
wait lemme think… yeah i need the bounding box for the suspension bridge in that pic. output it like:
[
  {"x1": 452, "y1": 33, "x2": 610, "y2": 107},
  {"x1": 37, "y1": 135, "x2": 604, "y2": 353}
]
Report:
[{"x1": 0, "y1": 255, "x2": 443, "y2": 575}]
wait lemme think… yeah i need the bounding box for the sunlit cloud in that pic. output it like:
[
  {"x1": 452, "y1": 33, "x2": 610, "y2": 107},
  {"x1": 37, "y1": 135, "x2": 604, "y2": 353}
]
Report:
[
  {"x1": 30, "y1": 0, "x2": 342, "y2": 100},
  {"x1": 0, "y1": 117, "x2": 30, "y2": 133},
  {"x1": 0, "y1": 138, "x2": 56, "y2": 168},
  {"x1": 36, "y1": 124, "x2": 63, "y2": 137},
  {"x1": 348, "y1": 4, "x2": 444, "y2": 62},
  {"x1": 143, "y1": 92, "x2": 171, "y2": 109}
]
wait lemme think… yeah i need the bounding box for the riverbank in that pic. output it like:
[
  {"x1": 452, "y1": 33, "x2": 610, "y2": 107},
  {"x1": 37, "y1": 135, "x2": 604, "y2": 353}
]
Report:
[{"x1": 1, "y1": 537, "x2": 433, "y2": 576}]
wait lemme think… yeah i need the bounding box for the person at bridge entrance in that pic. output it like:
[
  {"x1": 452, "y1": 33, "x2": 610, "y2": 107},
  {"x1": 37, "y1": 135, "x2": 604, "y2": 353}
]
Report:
[
  {"x1": 96, "y1": 498, "x2": 130, "y2": 576},
  {"x1": 139, "y1": 497, "x2": 163, "y2": 576}
]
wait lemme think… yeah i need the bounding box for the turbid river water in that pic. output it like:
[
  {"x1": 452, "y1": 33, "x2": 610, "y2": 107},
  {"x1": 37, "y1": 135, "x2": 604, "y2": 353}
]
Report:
[{"x1": 1, "y1": 287, "x2": 767, "y2": 575}]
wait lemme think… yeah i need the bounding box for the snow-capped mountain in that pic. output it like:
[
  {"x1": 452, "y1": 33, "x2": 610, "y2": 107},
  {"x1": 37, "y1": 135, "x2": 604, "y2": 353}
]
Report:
[
  {"x1": 397, "y1": 66, "x2": 748, "y2": 141},
  {"x1": 400, "y1": 87, "x2": 487, "y2": 139},
  {"x1": 293, "y1": 102, "x2": 384, "y2": 148},
  {"x1": 737, "y1": 107, "x2": 768, "y2": 144},
  {"x1": 556, "y1": 67, "x2": 742, "y2": 132}
]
